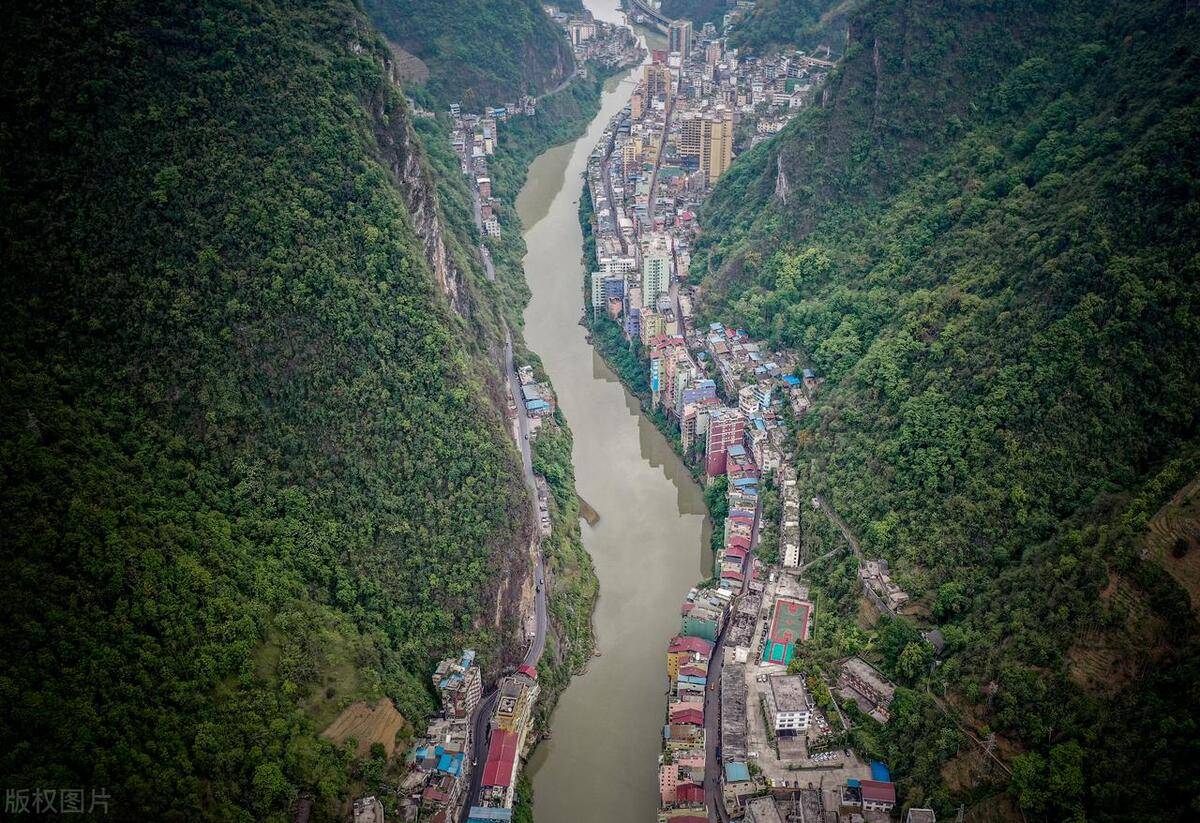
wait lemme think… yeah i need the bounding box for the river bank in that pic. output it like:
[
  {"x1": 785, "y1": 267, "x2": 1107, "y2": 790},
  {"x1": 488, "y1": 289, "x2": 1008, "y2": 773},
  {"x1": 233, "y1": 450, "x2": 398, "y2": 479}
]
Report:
[
  {"x1": 452, "y1": 40, "x2": 646, "y2": 732},
  {"x1": 421, "y1": 24, "x2": 647, "y2": 821},
  {"x1": 510, "y1": 8, "x2": 717, "y2": 822}
]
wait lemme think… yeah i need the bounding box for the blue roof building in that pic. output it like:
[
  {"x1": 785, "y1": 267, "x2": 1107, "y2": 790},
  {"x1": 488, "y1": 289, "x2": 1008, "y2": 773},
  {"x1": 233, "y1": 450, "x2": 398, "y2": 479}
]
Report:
[
  {"x1": 725, "y1": 761, "x2": 751, "y2": 782},
  {"x1": 438, "y1": 752, "x2": 463, "y2": 777}
]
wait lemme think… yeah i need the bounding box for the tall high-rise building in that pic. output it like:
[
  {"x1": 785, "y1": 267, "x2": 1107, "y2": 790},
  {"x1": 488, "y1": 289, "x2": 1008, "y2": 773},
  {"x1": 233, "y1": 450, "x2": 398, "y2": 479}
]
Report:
[
  {"x1": 706, "y1": 408, "x2": 746, "y2": 477},
  {"x1": 705, "y1": 40, "x2": 722, "y2": 67},
  {"x1": 643, "y1": 63, "x2": 672, "y2": 105},
  {"x1": 679, "y1": 110, "x2": 734, "y2": 184},
  {"x1": 591, "y1": 271, "x2": 606, "y2": 312},
  {"x1": 668, "y1": 20, "x2": 693, "y2": 59},
  {"x1": 641, "y1": 236, "x2": 672, "y2": 302}
]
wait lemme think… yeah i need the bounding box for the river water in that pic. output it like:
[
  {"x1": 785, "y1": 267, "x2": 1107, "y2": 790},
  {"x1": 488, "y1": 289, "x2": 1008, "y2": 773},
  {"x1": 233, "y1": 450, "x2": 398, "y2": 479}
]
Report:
[{"x1": 519, "y1": 5, "x2": 709, "y2": 821}]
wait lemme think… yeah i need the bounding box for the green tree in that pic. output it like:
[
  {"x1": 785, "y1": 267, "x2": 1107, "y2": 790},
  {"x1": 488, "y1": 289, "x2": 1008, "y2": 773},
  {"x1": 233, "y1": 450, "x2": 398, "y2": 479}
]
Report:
[{"x1": 896, "y1": 641, "x2": 933, "y2": 683}]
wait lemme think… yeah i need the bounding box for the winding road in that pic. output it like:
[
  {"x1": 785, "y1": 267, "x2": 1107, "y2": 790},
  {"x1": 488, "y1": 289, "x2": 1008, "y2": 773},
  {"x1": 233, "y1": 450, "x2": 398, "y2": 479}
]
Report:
[
  {"x1": 504, "y1": 328, "x2": 549, "y2": 667},
  {"x1": 460, "y1": 328, "x2": 547, "y2": 821}
]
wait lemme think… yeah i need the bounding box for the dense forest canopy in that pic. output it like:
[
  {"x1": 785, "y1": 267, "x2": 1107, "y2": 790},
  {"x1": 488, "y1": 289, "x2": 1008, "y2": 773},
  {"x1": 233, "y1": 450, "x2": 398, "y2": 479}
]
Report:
[
  {"x1": 363, "y1": 0, "x2": 575, "y2": 109},
  {"x1": 659, "y1": 0, "x2": 730, "y2": 30},
  {"x1": 0, "y1": 0, "x2": 531, "y2": 818},
  {"x1": 694, "y1": 0, "x2": 1200, "y2": 818},
  {"x1": 727, "y1": 0, "x2": 853, "y2": 53}
]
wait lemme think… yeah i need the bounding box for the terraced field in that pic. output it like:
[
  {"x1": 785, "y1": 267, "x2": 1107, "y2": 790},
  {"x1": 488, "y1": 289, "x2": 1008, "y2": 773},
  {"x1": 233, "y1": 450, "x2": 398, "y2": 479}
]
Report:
[
  {"x1": 321, "y1": 698, "x2": 407, "y2": 757},
  {"x1": 1142, "y1": 473, "x2": 1200, "y2": 610},
  {"x1": 1067, "y1": 573, "x2": 1165, "y2": 695}
]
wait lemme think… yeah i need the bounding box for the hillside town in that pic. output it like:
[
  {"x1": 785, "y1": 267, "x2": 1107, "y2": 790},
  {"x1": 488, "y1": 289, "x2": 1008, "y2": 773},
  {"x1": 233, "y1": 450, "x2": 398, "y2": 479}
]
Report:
[
  {"x1": 351, "y1": 13, "x2": 645, "y2": 823},
  {"x1": 372, "y1": 6, "x2": 936, "y2": 823},
  {"x1": 575, "y1": 11, "x2": 944, "y2": 823}
]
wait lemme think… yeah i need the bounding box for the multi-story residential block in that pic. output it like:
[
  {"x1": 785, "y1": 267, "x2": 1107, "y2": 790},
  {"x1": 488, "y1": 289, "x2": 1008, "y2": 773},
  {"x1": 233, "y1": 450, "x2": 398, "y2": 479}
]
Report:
[
  {"x1": 600, "y1": 254, "x2": 637, "y2": 278},
  {"x1": 668, "y1": 19, "x2": 693, "y2": 59},
  {"x1": 737, "y1": 385, "x2": 758, "y2": 417},
  {"x1": 641, "y1": 311, "x2": 666, "y2": 346},
  {"x1": 705, "y1": 408, "x2": 746, "y2": 477},
  {"x1": 625, "y1": 305, "x2": 642, "y2": 339},
  {"x1": 480, "y1": 665, "x2": 539, "y2": 809},
  {"x1": 764, "y1": 674, "x2": 810, "y2": 734},
  {"x1": 432, "y1": 649, "x2": 482, "y2": 719},
  {"x1": 644, "y1": 63, "x2": 672, "y2": 105},
  {"x1": 782, "y1": 540, "x2": 800, "y2": 568},
  {"x1": 704, "y1": 40, "x2": 722, "y2": 67},
  {"x1": 591, "y1": 271, "x2": 606, "y2": 311},
  {"x1": 679, "y1": 110, "x2": 733, "y2": 183},
  {"x1": 680, "y1": 396, "x2": 719, "y2": 450},
  {"x1": 675, "y1": 377, "x2": 714, "y2": 421},
  {"x1": 568, "y1": 19, "x2": 596, "y2": 45},
  {"x1": 667, "y1": 635, "x2": 713, "y2": 682},
  {"x1": 641, "y1": 245, "x2": 672, "y2": 302}
]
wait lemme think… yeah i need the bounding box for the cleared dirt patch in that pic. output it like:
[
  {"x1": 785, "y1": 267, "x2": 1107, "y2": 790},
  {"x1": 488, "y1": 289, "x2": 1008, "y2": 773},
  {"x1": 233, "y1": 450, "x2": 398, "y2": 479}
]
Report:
[{"x1": 321, "y1": 697, "x2": 406, "y2": 757}]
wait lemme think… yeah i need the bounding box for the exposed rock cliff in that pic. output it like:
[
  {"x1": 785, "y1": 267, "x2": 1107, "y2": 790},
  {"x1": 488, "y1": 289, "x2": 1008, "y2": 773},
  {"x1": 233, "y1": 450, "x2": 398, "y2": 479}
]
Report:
[{"x1": 372, "y1": 55, "x2": 469, "y2": 316}]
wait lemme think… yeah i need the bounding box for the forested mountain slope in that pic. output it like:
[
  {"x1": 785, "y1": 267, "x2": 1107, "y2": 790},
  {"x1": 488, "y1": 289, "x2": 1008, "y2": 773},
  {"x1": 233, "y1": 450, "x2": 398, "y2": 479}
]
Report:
[
  {"x1": 0, "y1": 0, "x2": 533, "y2": 818},
  {"x1": 363, "y1": 0, "x2": 574, "y2": 109},
  {"x1": 694, "y1": 0, "x2": 1200, "y2": 818},
  {"x1": 727, "y1": 0, "x2": 855, "y2": 53},
  {"x1": 659, "y1": 0, "x2": 729, "y2": 30}
]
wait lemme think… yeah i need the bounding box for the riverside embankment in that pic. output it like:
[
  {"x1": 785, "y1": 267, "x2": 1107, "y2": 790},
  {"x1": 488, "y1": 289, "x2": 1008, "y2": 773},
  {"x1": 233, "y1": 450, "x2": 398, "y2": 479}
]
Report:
[{"x1": 519, "y1": 5, "x2": 710, "y2": 821}]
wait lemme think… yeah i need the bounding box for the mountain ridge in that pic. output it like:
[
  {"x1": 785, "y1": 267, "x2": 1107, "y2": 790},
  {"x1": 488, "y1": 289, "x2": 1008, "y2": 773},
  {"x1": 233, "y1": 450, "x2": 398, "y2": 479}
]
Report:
[{"x1": 691, "y1": 0, "x2": 1200, "y2": 817}]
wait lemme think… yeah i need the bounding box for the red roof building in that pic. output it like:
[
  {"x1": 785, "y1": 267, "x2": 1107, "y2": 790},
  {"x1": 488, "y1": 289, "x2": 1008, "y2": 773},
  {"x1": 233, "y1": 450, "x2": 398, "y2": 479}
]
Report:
[
  {"x1": 727, "y1": 534, "x2": 751, "y2": 550},
  {"x1": 669, "y1": 635, "x2": 714, "y2": 656},
  {"x1": 670, "y1": 708, "x2": 705, "y2": 726},
  {"x1": 723, "y1": 545, "x2": 748, "y2": 561},
  {"x1": 860, "y1": 779, "x2": 897, "y2": 810},
  {"x1": 677, "y1": 783, "x2": 705, "y2": 804},
  {"x1": 480, "y1": 729, "x2": 519, "y2": 789},
  {"x1": 517, "y1": 663, "x2": 538, "y2": 680}
]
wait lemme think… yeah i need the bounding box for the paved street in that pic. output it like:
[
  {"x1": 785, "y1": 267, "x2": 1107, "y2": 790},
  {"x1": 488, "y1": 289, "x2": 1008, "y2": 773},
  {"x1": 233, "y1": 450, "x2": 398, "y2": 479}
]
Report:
[
  {"x1": 703, "y1": 499, "x2": 762, "y2": 822},
  {"x1": 460, "y1": 327, "x2": 547, "y2": 819}
]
